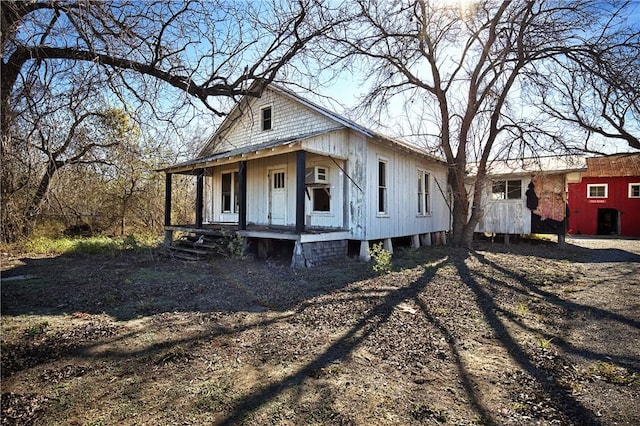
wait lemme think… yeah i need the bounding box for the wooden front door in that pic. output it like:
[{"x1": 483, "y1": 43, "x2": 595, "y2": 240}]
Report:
[{"x1": 269, "y1": 168, "x2": 286, "y2": 225}]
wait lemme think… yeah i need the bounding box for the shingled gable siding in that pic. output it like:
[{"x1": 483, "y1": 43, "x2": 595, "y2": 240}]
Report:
[{"x1": 212, "y1": 88, "x2": 341, "y2": 155}]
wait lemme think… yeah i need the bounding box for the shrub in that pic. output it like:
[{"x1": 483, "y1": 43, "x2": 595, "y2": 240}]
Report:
[
  {"x1": 368, "y1": 242, "x2": 392, "y2": 274},
  {"x1": 226, "y1": 233, "x2": 246, "y2": 258}
]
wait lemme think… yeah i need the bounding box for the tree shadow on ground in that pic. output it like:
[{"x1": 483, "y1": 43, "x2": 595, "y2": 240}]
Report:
[
  {"x1": 211, "y1": 243, "x2": 636, "y2": 424},
  {"x1": 1, "y1": 250, "x2": 376, "y2": 382},
  {"x1": 472, "y1": 250, "x2": 640, "y2": 370},
  {"x1": 450, "y1": 251, "x2": 604, "y2": 425},
  {"x1": 214, "y1": 257, "x2": 452, "y2": 425},
  {"x1": 2, "y1": 241, "x2": 638, "y2": 424},
  {"x1": 1, "y1": 250, "x2": 375, "y2": 321}
]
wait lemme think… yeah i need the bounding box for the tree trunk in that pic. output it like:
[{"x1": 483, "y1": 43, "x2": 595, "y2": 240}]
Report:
[
  {"x1": 448, "y1": 166, "x2": 488, "y2": 248},
  {"x1": 448, "y1": 165, "x2": 471, "y2": 247},
  {"x1": 120, "y1": 199, "x2": 127, "y2": 236},
  {"x1": 26, "y1": 160, "x2": 60, "y2": 220}
]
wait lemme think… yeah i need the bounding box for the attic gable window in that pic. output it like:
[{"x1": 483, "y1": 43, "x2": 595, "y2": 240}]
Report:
[{"x1": 261, "y1": 106, "x2": 272, "y2": 131}]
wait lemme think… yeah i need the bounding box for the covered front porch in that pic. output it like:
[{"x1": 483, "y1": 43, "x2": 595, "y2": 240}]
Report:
[{"x1": 161, "y1": 142, "x2": 352, "y2": 266}]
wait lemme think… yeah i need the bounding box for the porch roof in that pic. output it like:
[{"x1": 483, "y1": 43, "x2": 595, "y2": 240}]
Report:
[
  {"x1": 161, "y1": 125, "x2": 447, "y2": 175},
  {"x1": 159, "y1": 128, "x2": 344, "y2": 174}
]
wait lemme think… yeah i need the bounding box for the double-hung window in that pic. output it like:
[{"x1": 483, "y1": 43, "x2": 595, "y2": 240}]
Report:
[
  {"x1": 417, "y1": 170, "x2": 430, "y2": 215},
  {"x1": 628, "y1": 183, "x2": 640, "y2": 198},
  {"x1": 378, "y1": 160, "x2": 387, "y2": 214},
  {"x1": 221, "y1": 171, "x2": 239, "y2": 213}
]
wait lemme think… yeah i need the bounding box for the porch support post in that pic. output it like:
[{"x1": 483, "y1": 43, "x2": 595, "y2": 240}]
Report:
[
  {"x1": 196, "y1": 168, "x2": 204, "y2": 228},
  {"x1": 238, "y1": 161, "x2": 247, "y2": 230},
  {"x1": 359, "y1": 241, "x2": 371, "y2": 261},
  {"x1": 164, "y1": 173, "x2": 173, "y2": 243},
  {"x1": 296, "y1": 150, "x2": 306, "y2": 233},
  {"x1": 383, "y1": 238, "x2": 393, "y2": 254},
  {"x1": 558, "y1": 233, "x2": 566, "y2": 249}
]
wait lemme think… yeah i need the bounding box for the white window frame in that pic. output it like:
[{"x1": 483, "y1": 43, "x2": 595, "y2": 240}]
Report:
[
  {"x1": 629, "y1": 183, "x2": 640, "y2": 198},
  {"x1": 221, "y1": 170, "x2": 239, "y2": 213},
  {"x1": 261, "y1": 106, "x2": 272, "y2": 131},
  {"x1": 587, "y1": 184, "x2": 608, "y2": 198},
  {"x1": 377, "y1": 158, "x2": 388, "y2": 216},
  {"x1": 417, "y1": 169, "x2": 431, "y2": 216},
  {"x1": 491, "y1": 179, "x2": 522, "y2": 200}
]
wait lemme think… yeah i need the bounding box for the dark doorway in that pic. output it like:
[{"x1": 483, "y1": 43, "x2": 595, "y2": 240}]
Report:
[{"x1": 597, "y1": 208, "x2": 619, "y2": 235}]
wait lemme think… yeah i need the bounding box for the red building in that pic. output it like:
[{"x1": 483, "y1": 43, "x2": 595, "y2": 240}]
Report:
[{"x1": 568, "y1": 153, "x2": 640, "y2": 237}]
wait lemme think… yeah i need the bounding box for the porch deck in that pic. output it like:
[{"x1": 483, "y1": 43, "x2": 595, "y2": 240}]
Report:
[{"x1": 165, "y1": 223, "x2": 351, "y2": 243}]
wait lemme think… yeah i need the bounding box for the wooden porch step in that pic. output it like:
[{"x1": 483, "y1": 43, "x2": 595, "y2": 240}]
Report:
[
  {"x1": 191, "y1": 242, "x2": 224, "y2": 251},
  {"x1": 169, "y1": 246, "x2": 210, "y2": 256},
  {"x1": 171, "y1": 251, "x2": 201, "y2": 261},
  {"x1": 168, "y1": 233, "x2": 232, "y2": 261}
]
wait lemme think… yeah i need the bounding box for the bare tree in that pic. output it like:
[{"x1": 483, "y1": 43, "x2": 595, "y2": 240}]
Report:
[
  {"x1": 1, "y1": 0, "x2": 336, "y2": 241},
  {"x1": 326, "y1": 0, "x2": 639, "y2": 247},
  {"x1": 533, "y1": 8, "x2": 640, "y2": 151},
  {"x1": 1, "y1": 73, "x2": 135, "y2": 240}
]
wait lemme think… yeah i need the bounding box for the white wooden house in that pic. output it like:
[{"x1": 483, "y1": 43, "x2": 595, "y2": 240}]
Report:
[
  {"x1": 161, "y1": 83, "x2": 450, "y2": 266},
  {"x1": 472, "y1": 156, "x2": 587, "y2": 238}
]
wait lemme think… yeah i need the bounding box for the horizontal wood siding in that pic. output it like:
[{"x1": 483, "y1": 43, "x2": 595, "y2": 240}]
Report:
[
  {"x1": 247, "y1": 155, "x2": 293, "y2": 226},
  {"x1": 211, "y1": 88, "x2": 340, "y2": 155},
  {"x1": 203, "y1": 149, "x2": 345, "y2": 228}
]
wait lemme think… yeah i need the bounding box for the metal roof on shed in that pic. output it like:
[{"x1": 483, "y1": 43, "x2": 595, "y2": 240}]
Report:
[{"x1": 582, "y1": 153, "x2": 640, "y2": 177}]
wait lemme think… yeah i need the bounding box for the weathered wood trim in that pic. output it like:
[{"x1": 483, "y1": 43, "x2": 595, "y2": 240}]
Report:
[
  {"x1": 196, "y1": 169, "x2": 204, "y2": 228},
  {"x1": 164, "y1": 173, "x2": 172, "y2": 226},
  {"x1": 238, "y1": 161, "x2": 247, "y2": 230},
  {"x1": 296, "y1": 150, "x2": 306, "y2": 233}
]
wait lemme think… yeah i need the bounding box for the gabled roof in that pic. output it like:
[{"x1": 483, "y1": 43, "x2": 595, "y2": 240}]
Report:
[
  {"x1": 168, "y1": 82, "x2": 445, "y2": 173},
  {"x1": 582, "y1": 153, "x2": 640, "y2": 177},
  {"x1": 267, "y1": 84, "x2": 378, "y2": 139}
]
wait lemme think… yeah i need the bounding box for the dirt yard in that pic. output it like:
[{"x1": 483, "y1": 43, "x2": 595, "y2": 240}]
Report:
[{"x1": 1, "y1": 237, "x2": 639, "y2": 425}]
